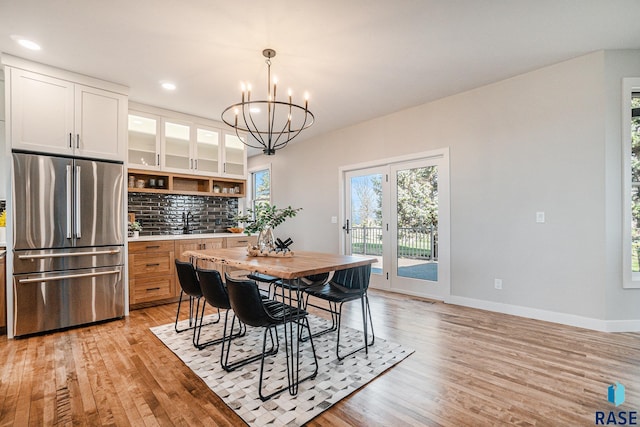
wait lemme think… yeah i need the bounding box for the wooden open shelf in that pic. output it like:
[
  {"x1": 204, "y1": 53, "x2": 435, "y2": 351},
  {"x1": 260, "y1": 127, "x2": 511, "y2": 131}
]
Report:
[{"x1": 127, "y1": 169, "x2": 245, "y2": 197}]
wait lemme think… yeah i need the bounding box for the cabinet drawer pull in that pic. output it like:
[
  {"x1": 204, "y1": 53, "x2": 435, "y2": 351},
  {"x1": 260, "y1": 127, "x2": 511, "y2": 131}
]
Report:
[
  {"x1": 146, "y1": 287, "x2": 161, "y2": 291},
  {"x1": 146, "y1": 263, "x2": 160, "y2": 267},
  {"x1": 145, "y1": 245, "x2": 161, "y2": 249}
]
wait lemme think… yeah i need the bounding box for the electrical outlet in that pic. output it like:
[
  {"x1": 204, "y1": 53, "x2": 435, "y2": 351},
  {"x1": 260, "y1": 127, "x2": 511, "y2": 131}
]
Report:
[
  {"x1": 494, "y1": 278, "x2": 503, "y2": 290},
  {"x1": 536, "y1": 212, "x2": 545, "y2": 223},
  {"x1": 331, "y1": 216, "x2": 338, "y2": 224}
]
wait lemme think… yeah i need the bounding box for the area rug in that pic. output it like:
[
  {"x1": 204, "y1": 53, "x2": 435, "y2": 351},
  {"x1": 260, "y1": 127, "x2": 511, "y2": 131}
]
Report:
[{"x1": 151, "y1": 313, "x2": 413, "y2": 426}]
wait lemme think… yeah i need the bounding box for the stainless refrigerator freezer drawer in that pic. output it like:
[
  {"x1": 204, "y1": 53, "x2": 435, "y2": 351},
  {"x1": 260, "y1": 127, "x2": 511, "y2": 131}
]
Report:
[
  {"x1": 13, "y1": 246, "x2": 124, "y2": 274},
  {"x1": 13, "y1": 266, "x2": 124, "y2": 337}
]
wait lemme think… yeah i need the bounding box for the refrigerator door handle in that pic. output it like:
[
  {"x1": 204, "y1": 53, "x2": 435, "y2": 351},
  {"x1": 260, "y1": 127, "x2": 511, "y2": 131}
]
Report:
[
  {"x1": 18, "y1": 270, "x2": 120, "y2": 284},
  {"x1": 66, "y1": 165, "x2": 73, "y2": 239},
  {"x1": 17, "y1": 249, "x2": 121, "y2": 260},
  {"x1": 75, "y1": 165, "x2": 82, "y2": 238}
]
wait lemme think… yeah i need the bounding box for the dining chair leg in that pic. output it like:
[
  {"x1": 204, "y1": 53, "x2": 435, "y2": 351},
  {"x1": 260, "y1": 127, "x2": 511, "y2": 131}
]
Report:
[
  {"x1": 259, "y1": 317, "x2": 318, "y2": 402},
  {"x1": 221, "y1": 315, "x2": 278, "y2": 372},
  {"x1": 193, "y1": 301, "x2": 241, "y2": 350},
  {"x1": 299, "y1": 295, "x2": 338, "y2": 341},
  {"x1": 336, "y1": 294, "x2": 375, "y2": 360},
  {"x1": 175, "y1": 291, "x2": 198, "y2": 333}
]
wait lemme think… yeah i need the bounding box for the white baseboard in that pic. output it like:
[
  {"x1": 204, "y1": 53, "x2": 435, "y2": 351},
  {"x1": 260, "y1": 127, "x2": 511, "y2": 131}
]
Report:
[{"x1": 445, "y1": 295, "x2": 640, "y2": 333}]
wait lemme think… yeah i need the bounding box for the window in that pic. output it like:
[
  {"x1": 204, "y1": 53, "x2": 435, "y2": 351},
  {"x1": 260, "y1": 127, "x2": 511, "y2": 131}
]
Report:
[
  {"x1": 249, "y1": 166, "x2": 271, "y2": 212},
  {"x1": 623, "y1": 79, "x2": 640, "y2": 287}
]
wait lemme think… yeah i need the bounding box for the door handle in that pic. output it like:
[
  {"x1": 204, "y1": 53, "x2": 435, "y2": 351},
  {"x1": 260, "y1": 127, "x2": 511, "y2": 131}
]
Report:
[
  {"x1": 69, "y1": 133, "x2": 73, "y2": 148},
  {"x1": 18, "y1": 270, "x2": 120, "y2": 284},
  {"x1": 75, "y1": 165, "x2": 82, "y2": 238},
  {"x1": 66, "y1": 165, "x2": 73, "y2": 239},
  {"x1": 76, "y1": 134, "x2": 80, "y2": 149},
  {"x1": 18, "y1": 249, "x2": 121, "y2": 260},
  {"x1": 342, "y1": 219, "x2": 350, "y2": 234}
]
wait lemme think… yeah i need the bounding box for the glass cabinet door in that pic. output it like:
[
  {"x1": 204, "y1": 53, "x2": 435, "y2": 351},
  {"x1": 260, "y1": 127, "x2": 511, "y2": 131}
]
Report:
[
  {"x1": 195, "y1": 127, "x2": 220, "y2": 175},
  {"x1": 223, "y1": 132, "x2": 246, "y2": 177},
  {"x1": 163, "y1": 120, "x2": 191, "y2": 171},
  {"x1": 128, "y1": 114, "x2": 160, "y2": 169}
]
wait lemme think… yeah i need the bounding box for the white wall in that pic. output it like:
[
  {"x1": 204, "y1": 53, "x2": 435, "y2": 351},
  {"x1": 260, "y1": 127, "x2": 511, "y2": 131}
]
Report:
[
  {"x1": 603, "y1": 50, "x2": 640, "y2": 322},
  {"x1": 249, "y1": 50, "x2": 640, "y2": 327}
]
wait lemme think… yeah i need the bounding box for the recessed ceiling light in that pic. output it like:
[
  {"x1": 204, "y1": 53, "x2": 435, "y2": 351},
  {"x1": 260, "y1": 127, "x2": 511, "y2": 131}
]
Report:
[
  {"x1": 10, "y1": 35, "x2": 41, "y2": 51},
  {"x1": 161, "y1": 82, "x2": 176, "y2": 91}
]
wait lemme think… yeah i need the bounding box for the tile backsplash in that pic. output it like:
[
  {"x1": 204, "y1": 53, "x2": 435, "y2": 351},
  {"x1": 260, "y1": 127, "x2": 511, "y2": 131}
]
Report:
[{"x1": 128, "y1": 193, "x2": 238, "y2": 235}]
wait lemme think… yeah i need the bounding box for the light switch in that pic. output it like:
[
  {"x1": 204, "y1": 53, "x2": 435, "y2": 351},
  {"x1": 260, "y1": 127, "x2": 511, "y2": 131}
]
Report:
[
  {"x1": 331, "y1": 216, "x2": 338, "y2": 224},
  {"x1": 536, "y1": 212, "x2": 545, "y2": 223}
]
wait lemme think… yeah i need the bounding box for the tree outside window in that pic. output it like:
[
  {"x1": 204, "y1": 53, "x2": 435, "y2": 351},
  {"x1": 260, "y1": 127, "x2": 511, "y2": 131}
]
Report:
[
  {"x1": 631, "y1": 94, "x2": 640, "y2": 272},
  {"x1": 251, "y1": 168, "x2": 271, "y2": 211}
]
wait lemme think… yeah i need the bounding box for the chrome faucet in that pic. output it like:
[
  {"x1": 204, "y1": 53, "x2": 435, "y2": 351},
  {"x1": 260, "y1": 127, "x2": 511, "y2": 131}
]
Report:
[{"x1": 182, "y1": 211, "x2": 194, "y2": 234}]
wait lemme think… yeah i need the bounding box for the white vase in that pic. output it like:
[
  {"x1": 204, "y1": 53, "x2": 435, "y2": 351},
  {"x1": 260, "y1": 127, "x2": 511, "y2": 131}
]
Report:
[{"x1": 133, "y1": 230, "x2": 140, "y2": 239}]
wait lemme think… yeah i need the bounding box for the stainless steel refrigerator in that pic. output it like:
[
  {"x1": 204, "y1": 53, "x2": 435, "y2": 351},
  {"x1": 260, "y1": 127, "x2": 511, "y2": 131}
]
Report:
[{"x1": 12, "y1": 151, "x2": 125, "y2": 337}]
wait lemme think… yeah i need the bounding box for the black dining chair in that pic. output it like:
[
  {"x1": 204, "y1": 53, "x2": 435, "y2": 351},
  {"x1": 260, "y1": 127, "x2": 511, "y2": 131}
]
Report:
[
  {"x1": 270, "y1": 272, "x2": 331, "y2": 305},
  {"x1": 246, "y1": 272, "x2": 281, "y2": 298},
  {"x1": 174, "y1": 260, "x2": 220, "y2": 341},
  {"x1": 225, "y1": 273, "x2": 319, "y2": 401},
  {"x1": 194, "y1": 268, "x2": 245, "y2": 352},
  {"x1": 302, "y1": 264, "x2": 374, "y2": 360}
]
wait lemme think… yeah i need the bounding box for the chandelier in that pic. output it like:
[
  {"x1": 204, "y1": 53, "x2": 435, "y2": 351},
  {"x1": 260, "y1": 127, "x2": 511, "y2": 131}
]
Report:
[{"x1": 221, "y1": 49, "x2": 315, "y2": 155}]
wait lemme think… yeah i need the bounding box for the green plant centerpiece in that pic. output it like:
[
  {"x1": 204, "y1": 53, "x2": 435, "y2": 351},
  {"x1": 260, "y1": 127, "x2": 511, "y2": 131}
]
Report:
[{"x1": 234, "y1": 204, "x2": 302, "y2": 254}]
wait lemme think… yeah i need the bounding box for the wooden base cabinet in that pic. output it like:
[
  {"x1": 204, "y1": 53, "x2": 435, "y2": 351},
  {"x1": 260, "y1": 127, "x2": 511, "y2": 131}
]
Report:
[
  {"x1": 128, "y1": 236, "x2": 257, "y2": 309},
  {"x1": 174, "y1": 238, "x2": 224, "y2": 287},
  {"x1": 128, "y1": 240, "x2": 175, "y2": 305}
]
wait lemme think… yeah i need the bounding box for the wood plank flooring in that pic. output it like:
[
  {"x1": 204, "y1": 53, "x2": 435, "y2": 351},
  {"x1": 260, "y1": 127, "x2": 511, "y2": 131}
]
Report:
[{"x1": 1, "y1": 290, "x2": 639, "y2": 426}]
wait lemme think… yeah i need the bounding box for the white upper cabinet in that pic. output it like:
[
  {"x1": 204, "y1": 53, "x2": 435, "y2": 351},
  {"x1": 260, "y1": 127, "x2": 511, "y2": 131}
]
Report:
[
  {"x1": 223, "y1": 132, "x2": 246, "y2": 177},
  {"x1": 162, "y1": 119, "x2": 192, "y2": 172},
  {"x1": 127, "y1": 103, "x2": 246, "y2": 179},
  {"x1": 128, "y1": 113, "x2": 160, "y2": 170},
  {"x1": 195, "y1": 126, "x2": 221, "y2": 175},
  {"x1": 7, "y1": 65, "x2": 127, "y2": 161}
]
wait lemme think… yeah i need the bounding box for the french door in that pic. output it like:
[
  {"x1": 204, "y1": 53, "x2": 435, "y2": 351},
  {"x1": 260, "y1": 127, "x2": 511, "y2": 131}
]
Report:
[{"x1": 342, "y1": 151, "x2": 449, "y2": 300}]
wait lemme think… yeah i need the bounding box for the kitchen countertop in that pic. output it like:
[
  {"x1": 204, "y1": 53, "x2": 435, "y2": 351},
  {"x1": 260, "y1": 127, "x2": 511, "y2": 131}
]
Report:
[{"x1": 128, "y1": 233, "x2": 252, "y2": 242}]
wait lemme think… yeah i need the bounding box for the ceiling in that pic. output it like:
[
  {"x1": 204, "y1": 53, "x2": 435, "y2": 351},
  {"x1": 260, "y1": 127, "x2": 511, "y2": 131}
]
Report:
[{"x1": 1, "y1": 0, "x2": 640, "y2": 156}]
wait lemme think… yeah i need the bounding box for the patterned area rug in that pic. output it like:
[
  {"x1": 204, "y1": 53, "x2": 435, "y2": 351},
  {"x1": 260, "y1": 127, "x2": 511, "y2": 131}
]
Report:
[{"x1": 151, "y1": 313, "x2": 413, "y2": 426}]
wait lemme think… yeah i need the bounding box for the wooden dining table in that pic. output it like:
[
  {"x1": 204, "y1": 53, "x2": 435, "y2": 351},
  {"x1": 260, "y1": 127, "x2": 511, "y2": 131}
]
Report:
[
  {"x1": 183, "y1": 246, "x2": 376, "y2": 397},
  {"x1": 183, "y1": 246, "x2": 376, "y2": 280}
]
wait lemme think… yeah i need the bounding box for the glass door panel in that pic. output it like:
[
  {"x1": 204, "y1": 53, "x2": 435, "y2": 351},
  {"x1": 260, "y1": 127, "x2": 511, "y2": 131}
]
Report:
[
  {"x1": 196, "y1": 128, "x2": 220, "y2": 175},
  {"x1": 394, "y1": 164, "x2": 438, "y2": 282},
  {"x1": 128, "y1": 114, "x2": 159, "y2": 169},
  {"x1": 164, "y1": 121, "x2": 191, "y2": 171},
  {"x1": 344, "y1": 167, "x2": 388, "y2": 289}
]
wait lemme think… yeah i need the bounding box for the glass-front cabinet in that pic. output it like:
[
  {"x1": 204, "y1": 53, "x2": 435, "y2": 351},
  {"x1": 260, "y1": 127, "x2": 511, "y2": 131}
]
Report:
[
  {"x1": 128, "y1": 113, "x2": 160, "y2": 170},
  {"x1": 223, "y1": 132, "x2": 246, "y2": 176},
  {"x1": 195, "y1": 127, "x2": 221, "y2": 175},
  {"x1": 163, "y1": 120, "x2": 191, "y2": 172},
  {"x1": 127, "y1": 105, "x2": 247, "y2": 178}
]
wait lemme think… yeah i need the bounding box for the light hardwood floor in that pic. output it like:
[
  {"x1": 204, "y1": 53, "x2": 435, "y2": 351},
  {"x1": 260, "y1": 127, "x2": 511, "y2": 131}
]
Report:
[{"x1": 1, "y1": 290, "x2": 639, "y2": 426}]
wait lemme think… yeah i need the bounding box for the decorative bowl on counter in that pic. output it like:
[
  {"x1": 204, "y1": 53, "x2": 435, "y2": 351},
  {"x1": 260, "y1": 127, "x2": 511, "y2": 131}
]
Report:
[{"x1": 227, "y1": 227, "x2": 244, "y2": 233}]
